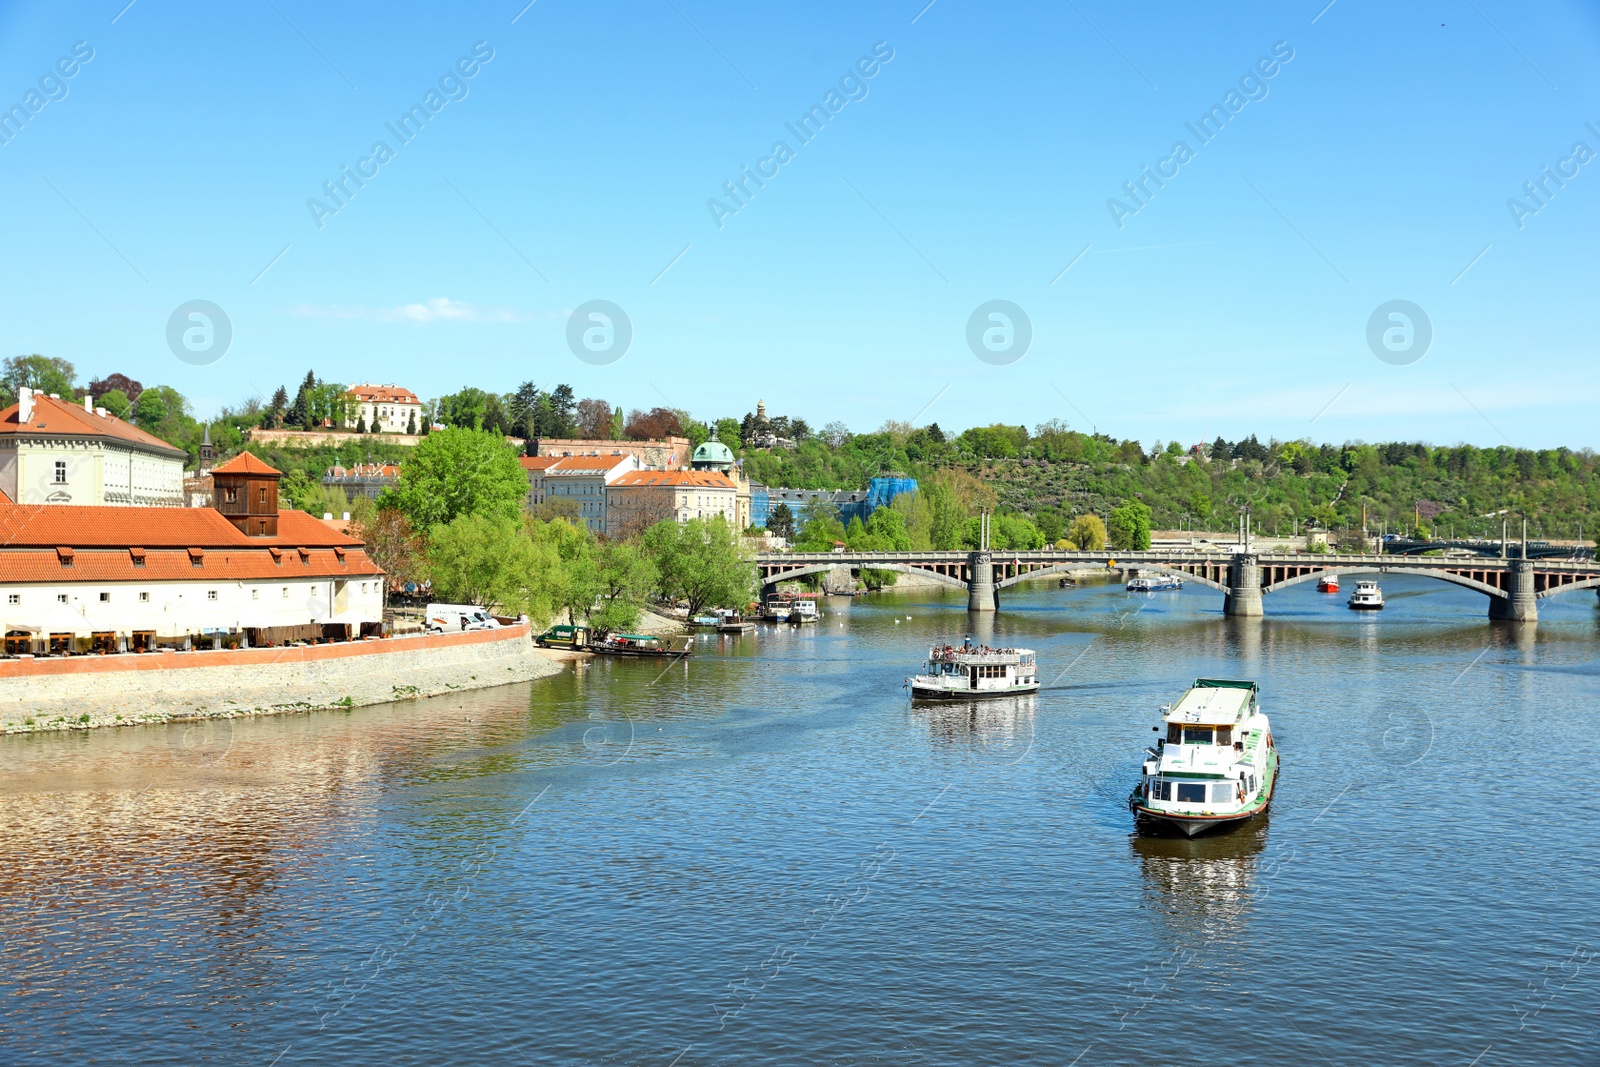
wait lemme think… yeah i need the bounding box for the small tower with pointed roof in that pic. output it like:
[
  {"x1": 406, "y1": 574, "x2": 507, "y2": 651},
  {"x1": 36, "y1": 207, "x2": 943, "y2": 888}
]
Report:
[
  {"x1": 211, "y1": 452, "x2": 282, "y2": 536},
  {"x1": 198, "y1": 424, "x2": 216, "y2": 472}
]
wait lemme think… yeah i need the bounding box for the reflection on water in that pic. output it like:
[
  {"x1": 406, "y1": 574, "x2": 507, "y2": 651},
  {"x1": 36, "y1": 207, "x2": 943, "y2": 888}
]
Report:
[
  {"x1": 1130, "y1": 820, "x2": 1270, "y2": 944},
  {"x1": 913, "y1": 693, "x2": 1036, "y2": 765}
]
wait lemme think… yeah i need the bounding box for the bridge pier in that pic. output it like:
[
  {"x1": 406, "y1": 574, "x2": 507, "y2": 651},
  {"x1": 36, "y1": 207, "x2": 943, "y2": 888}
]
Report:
[
  {"x1": 1223, "y1": 554, "x2": 1263, "y2": 617},
  {"x1": 1488, "y1": 559, "x2": 1538, "y2": 622},
  {"x1": 967, "y1": 551, "x2": 996, "y2": 612}
]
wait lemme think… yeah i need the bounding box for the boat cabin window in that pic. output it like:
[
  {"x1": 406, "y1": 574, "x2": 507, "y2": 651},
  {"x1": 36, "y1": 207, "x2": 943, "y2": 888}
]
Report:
[
  {"x1": 1217, "y1": 726, "x2": 1232, "y2": 746},
  {"x1": 1149, "y1": 780, "x2": 1171, "y2": 801},
  {"x1": 1175, "y1": 782, "x2": 1208, "y2": 803},
  {"x1": 1166, "y1": 724, "x2": 1181, "y2": 744},
  {"x1": 1210, "y1": 783, "x2": 1235, "y2": 803},
  {"x1": 1181, "y1": 726, "x2": 1214, "y2": 745}
]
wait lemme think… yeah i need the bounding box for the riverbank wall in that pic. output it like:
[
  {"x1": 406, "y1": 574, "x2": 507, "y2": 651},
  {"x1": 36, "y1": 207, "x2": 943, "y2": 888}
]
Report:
[{"x1": 0, "y1": 625, "x2": 563, "y2": 734}]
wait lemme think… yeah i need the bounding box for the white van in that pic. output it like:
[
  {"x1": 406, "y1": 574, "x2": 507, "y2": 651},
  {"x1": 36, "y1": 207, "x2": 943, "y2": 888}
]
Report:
[{"x1": 424, "y1": 604, "x2": 503, "y2": 633}]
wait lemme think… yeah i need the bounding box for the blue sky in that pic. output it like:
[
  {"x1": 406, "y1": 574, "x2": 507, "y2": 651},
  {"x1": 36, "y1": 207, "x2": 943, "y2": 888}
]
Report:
[{"x1": 2, "y1": 0, "x2": 1598, "y2": 448}]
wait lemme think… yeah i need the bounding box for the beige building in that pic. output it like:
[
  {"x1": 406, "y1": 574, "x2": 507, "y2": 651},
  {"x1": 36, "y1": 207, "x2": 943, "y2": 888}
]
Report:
[
  {"x1": 605, "y1": 470, "x2": 738, "y2": 538},
  {"x1": 519, "y1": 455, "x2": 562, "y2": 509},
  {"x1": 0, "y1": 389, "x2": 187, "y2": 507}
]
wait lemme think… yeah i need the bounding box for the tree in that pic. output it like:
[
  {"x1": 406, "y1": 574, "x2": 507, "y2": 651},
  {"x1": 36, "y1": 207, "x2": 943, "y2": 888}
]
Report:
[
  {"x1": 794, "y1": 507, "x2": 847, "y2": 551},
  {"x1": 350, "y1": 504, "x2": 423, "y2": 587},
  {"x1": 89, "y1": 372, "x2": 142, "y2": 406},
  {"x1": 864, "y1": 506, "x2": 912, "y2": 550},
  {"x1": 356, "y1": 415, "x2": 367, "y2": 434},
  {"x1": 624, "y1": 407, "x2": 684, "y2": 440},
  {"x1": 529, "y1": 517, "x2": 601, "y2": 624},
  {"x1": 426, "y1": 512, "x2": 559, "y2": 620},
  {"x1": 1108, "y1": 501, "x2": 1153, "y2": 550},
  {"x1": 767, "y1": 502, "x2": 796, "y2": 540},
  {"x1": 821, "y1": 421, "x2": 850, "y2": 448},
  {"x1": 378, "y1": 427, "x2": 528, "y2": 528},
  {"x1": 3, "y1": 355, "x2": 76, "y2": 404},
  {"x1": 924, "y1": 481, "x2": 967, "y2": 550},
  {"x1": 576, "y1": 398, "x2": 614, "y2": 438},
  {"x1": 1065, "y1": 514, "x2": 1107, "y2": 551},
  {"x1": 406, "y1": 409, "x2": 417, "y2": 435},
  {"x1": 133, "y1": 389, "x2": 167, "y2": 429},
  {"x1": 268, "y1": 386, "x2": 289, "y2": 427},
  {"x1": 288, "y1": 371, "x2": 316, "y2": 428},
  {"x1": 436, "y1": 387, "x2": 491, "y2": 431},
  {"x1": 587, "y1": 541, "x2": 658, "y2": 635},
  {"x1": 508, "y1": 381, "x2": 540, "y2": 438},
  {"x1": 98, "y1": 389, "x2": 132, "y2": 420},
  {"x1": 547, "y1": 385, "x2": 577, "y2": 437},
  {"x1": 643, "y1": 515, "x2": 755, "y2": 618}
]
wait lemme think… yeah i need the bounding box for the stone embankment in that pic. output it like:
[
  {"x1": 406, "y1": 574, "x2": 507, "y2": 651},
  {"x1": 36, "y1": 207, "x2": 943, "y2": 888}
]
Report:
[{"x1": 0, "y1": 625, "x2": 564, "y2": 734}]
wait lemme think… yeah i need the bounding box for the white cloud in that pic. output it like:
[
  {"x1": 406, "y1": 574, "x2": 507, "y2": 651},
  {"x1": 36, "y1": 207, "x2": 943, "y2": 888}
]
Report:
[{"x1": 285, "y1": 298, "x2": 527, "y2": 324}]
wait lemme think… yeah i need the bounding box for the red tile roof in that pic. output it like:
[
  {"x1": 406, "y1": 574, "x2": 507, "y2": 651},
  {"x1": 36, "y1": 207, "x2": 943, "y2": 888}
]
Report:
[
  {"x1": 543, "y1": 454, "x2": 635, "y2": 476},
  {"x1": 348, "y1": 383, "x2": 421, "y2": 404},
  {"x1": 0, "y1": 503, "x2": 362, "y2": 549},
  {"x1": 519, "y1": 456, "x2": 563, "y2": 472},
  {"x1": 611, "y1": 470, "x2": 737, "y2": 489},
  {"x1": 0, "y1": 546, "x2": 379, "y2": 583},
  {"x1": 0, "y1": 393, "x2": 187, "y2": 457},
  {"x1": 211, "y1": 452, "x2": 282, "y2": 476}
]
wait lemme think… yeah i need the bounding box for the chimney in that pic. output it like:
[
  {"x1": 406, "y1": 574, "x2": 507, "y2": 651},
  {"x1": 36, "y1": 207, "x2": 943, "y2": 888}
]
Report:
[
  {"x1": 95, "y1": 407, "x2": 108, "y2": 418},
  {"x1": 341, "y1": 511, "x2": 351, "y2": 521},
  {"x1": 17, "y1": 387, "x2": 34, "y2": 423},
  {"x1": 323, "y1": 512, "x2": 334, "y2": 520},
  {"x1": 84, "y1": 395, "x2": 93, "y2": 412}
]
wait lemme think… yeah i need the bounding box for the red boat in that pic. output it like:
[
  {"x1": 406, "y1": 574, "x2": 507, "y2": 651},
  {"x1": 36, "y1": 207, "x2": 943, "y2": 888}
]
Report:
[{"x1": 1317, "y1": 575, "x2": 1340, "y2": 593}]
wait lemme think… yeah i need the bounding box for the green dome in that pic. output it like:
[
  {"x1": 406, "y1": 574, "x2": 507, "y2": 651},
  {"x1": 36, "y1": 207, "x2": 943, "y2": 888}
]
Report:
[{"x1": 692, "y1": 440, "x2": 734, "y2": 467}]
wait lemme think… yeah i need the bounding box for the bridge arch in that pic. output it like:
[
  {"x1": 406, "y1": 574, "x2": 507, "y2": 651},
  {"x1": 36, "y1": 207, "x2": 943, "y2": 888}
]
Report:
[
  {"x1": 1535, "y1": 574, "x2": 1600, "y2": 600},
  {"x1": 760, "y1": 562, "x2": 969, "y2": 592},
  {"x1": 1264, "y1": 566, "x2": 1508, "y2": 600},
  {"x1": 993, "y1": 561, "x2": 1227, "y2": 593}
]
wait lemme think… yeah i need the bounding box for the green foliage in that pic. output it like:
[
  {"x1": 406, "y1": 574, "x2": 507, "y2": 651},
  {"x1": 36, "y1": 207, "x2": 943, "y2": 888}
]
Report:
[
  {"x1": 426, "y1": 513, "x2": 558, "y2": 619},
  {"x1": 766, "y1": 502, "x2": 796, "y2": 540},
  {"x1": 379, "y1": 428, "x2": 527, "y2": 528},
  {"x1": 589, "y1": 541, "x2": 658, "y2": 635},
  {"x1": 99, "y1": 389, "x2": 132, "y2": 420},
  {"x1": 1108, "y1": 501, "x2": 1153, "y2": 550},
  {"x1": 1065, "y1": 514, "x2": 1107, "y2": 551},
  {"x1": 642, "y1": 515, "x2": 755, "y2": 618},
  {"x1": 3, "y1": 355, "x2": 77, "y2": 404},
  {"x1": 134, "y1": 389, "x2": 168, "y2": 429},
  {"x1": 794, "y1": 509, "x2": 846, "y2": 551}
]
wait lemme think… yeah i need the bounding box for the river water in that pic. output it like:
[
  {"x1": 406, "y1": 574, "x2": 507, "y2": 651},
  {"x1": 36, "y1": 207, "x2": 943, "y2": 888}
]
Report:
[{"x1": 2, "y1": 576, "x2": 1597, "y2": 1065}]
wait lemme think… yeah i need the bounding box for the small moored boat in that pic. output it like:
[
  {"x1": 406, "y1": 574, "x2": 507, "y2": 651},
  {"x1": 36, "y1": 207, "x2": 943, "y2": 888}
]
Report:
[
  {"x1": 1129, "y1": 678, "x2": 1278, "y2": 837},
  {"x1": 759, "y1": 594, "x2": 792, "y2": 623},
  {"x1": 788, "y1": 598, "x2": 820, "y2": 624},
  {"x1": 1317, "y1": 575, "x2": 1339, "y2": 593},
  {"x1": 591, "y1": 632, "x2": 694, "y2": 657},
  {"x1": 1127, "y1": 574, "x2": 1184, "y2": 592},
  {"x1": 908, "y1": 639, "x2": 1038, "y2": 700},
  {"x1": 1347, "y1": 580, "x2": 1384, "y2": 610}
]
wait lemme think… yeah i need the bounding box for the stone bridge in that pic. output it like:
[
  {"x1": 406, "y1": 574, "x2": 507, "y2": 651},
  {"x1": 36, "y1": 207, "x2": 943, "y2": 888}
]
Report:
[{"x1": 755, "y1": 550, "x2": 1600, "y2": 622}]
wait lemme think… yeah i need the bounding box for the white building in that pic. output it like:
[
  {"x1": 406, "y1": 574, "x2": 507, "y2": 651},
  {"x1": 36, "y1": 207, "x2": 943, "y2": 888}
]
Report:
[
  {"x1": 604, "y1": 470, "x2": 738, "y2": 538},
  {"x1": 0, "y1": 455, "x2": 384, "y2": 652},
  {"x1": 542, "y1": 452, "x2": 639, "y2": 533},
  {"x1": 0, "y1": 389, "x2": 187, "y2": 507},
  {"x1": 347, "y1": 383, "x2": 423, "y2": 434}
]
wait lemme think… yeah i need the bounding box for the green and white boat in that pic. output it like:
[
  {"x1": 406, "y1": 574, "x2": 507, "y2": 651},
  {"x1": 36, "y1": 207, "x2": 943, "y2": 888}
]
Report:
[{"x1": 1129, "y1": 679, "x2": 1278, "y2": 837}]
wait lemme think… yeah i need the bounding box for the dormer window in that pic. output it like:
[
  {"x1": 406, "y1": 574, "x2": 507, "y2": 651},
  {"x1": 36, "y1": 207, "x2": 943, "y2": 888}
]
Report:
[
  {"x1": 56, "y1": 546, "x2": 74, "y2": 567},
  {"x1": 130, "y1": 547, "x2": 146, "y2": 568},
  {"x1": 188, "y1": 547, "x2": 205, "y2": 568}
]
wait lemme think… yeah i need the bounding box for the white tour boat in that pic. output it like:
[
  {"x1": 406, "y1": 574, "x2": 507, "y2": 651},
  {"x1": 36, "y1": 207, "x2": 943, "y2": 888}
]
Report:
[
  {"x1": 1347, "y1": 580, "x2": 1385, "y2": 610},
  {"x1": 760, "y1": 593, "x2": 792, "y2": 623},
  {"x1": 1127, "y1": 574, "x2": 1184, "y2": 592},
  {"x1": 1129, "y1": 678, "x2": 1278, "y2": 837},
  {"x1": 789, "y1": 598, "x2": 820, "y2": 624},
  {"x1": 909, "y1": 639, "x2": 1039, "y2": 700}
]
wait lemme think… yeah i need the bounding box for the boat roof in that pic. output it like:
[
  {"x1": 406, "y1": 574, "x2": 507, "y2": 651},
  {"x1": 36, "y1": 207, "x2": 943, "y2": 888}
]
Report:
[{"x1": 1165, "y1": 679, "x2": 1257, "y2": 725}]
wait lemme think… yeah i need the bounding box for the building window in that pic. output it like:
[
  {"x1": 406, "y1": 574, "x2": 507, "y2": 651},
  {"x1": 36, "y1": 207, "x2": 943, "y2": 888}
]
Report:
[
  {"x1": 224, "y1": 487, "x2": 238, "y2": 503},
  {"x1": 207, "y1": 590, "x2": 218, "y2": 601},
  {"x1": 57, "y1": 594, "x2": 68, "y2": 604},
  {"x1": 282, "y1": 588, "x2": 289, "y2": 597},
  {"x1": 99, "y1": 592, "x2": 110, "y2": 603},
  {"x1": 6, "y1": 594, "x2": 17, "y2": 605},
  {"x1": 259, "y1": 488, "x2": 268, "y2": 504},
  {"x1": 54, "y1": 461, "x2": 66, "y2": 484},
  {"x1": 139, "y1": 592, "x2": 149, "y2": 602},
  {"x1": 252, "y1": 589, "x2": 259, "y2": 599}
]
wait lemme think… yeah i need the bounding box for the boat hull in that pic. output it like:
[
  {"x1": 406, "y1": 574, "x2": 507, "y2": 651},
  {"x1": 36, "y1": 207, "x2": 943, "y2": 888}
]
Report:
[
  {"x1": 910, "y1": 682, "x2": 1040, "y2": 701},
  {"x1": 1348, "y1": 601, "x2": 1384, "y2": 610}
]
